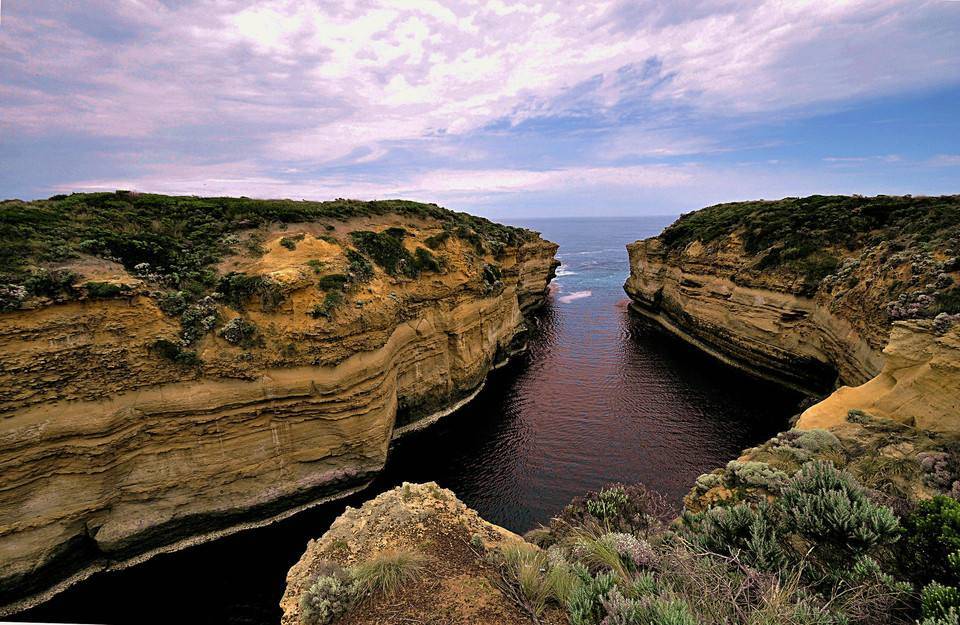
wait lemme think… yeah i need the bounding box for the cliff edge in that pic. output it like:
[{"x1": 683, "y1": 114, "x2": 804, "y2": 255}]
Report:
[
  {"x1": 625, "y1": 194, "x2": 960, "y2": 411},
  {"x1": 0, "y1": 192, "x2": 558, "y2": 614}
]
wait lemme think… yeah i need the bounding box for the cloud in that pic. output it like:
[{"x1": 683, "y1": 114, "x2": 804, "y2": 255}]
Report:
[
  {"x1": 928, "y1": 154, "x2": 960, "y2": 167},
  {"x1": 1, "y1": 1, "x2": 958, "y2": 207},
  {"x1": 59, "y1": 161, "x2": 696, "y2": 203}
]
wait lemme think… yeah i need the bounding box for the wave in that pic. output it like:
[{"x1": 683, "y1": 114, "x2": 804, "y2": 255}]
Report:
[
  {"x1": 558, "y1": 290, "x2": 592, "y2": 303},
  {"x1": 555, "y1": 268, "x2": 578, "y2": 277}
]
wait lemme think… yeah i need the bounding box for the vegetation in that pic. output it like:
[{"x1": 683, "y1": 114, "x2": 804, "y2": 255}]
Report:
[
  {"x1": 658, "y1": 194, "x2": 960, "y2": 297},
  {"x1": 352, "y1": 549, "x2": 427, "y2": 596},
  {"x1": 299, "y1": 562, "x2": 360, "y2": 625},
  {"x1": 300, "y1": 551, "x2": 427, "y2": 625},
  {"x1": 0, "y1": 191, "x2": 532, "y2": 291},
  {"x1": 499, "y1": 460, "x2": 958, "y2": 625},
  {"x1": 218, "y1": 317, "x2": 259, "y2": 347},
  {"x1": 83, "y1": 281, "x2": 127, "y2": 298},
  {"x1": 148, "y1": 338, "x2": 201, "y2": 366},
  {"x1": 216, "y1": 272, "x2": 285, "y2": 312},
  {"x1": 661, "y1": 195, "x2": 960, "y2": 256},
  {"x1": 279, "y1": 233, "x2": 305, "y2": 250},
  {"x1": 310, "y1": 290, "x2": 344, "y2": 319}
]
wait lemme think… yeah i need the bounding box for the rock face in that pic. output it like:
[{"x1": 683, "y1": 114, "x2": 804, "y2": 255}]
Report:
[
  {"x1": 280, "y1": 482, "x2": 542, "y2": 625},
  {"x1": 798, "y1": 321, "x2": 960, "y2": 432},
  {"x1": 624, "y1": 237, "x2": 882, "y2": 393},
  {"x1": 0, "y1": 211, "x2": 557, "y2": 614},
  {"x1": 625, "y1": 195, "x2": 960, "y2": 432}
]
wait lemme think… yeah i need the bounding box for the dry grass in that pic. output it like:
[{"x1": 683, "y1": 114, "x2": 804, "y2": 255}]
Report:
[{"x1": 352, "y1": 548, "x2": 428, "y2": 596}]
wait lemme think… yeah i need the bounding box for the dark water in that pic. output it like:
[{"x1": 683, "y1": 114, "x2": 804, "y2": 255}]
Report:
[{"x1": 18, "y1": 217, "x2": 802, "y2": 624}]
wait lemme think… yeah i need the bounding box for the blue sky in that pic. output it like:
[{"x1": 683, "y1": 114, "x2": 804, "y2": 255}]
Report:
[{"x1": 1, "y1": 0, "x2": 958, "y2": 218}]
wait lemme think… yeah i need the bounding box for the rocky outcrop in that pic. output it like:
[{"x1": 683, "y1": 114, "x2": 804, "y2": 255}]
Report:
[
  {"x1": 626, "y1": 195, "x2": 960, "y2": 447},
  {"x1": 0, "y1": 212, "x2": 557, "y2": 614},
  {"x1": 280, "y1": 482, "x2": 544, "y2": 625},
  {"x1": 798, "y1": 321, "x2": 960, "y2": 432},
  {"x1": 624, "y1": 237, "x2": 882, "y2": 393}
]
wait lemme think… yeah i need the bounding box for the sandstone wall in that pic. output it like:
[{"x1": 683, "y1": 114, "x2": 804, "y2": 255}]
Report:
[
  {"x1": 0, "y1": 222, "x2": 557, "y2": 614},
  {"x1": 798, "y1": 321, "x2": 960, "y2": 432},
  {"x1": 624, "y1": 237, "x2": 884, "y2": 394}
]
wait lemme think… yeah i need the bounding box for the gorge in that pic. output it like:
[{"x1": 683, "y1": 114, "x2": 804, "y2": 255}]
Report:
[
  {"x1": 278, "y1": 195, "x2": 960, "y2": 625},
  {"x1": 5, "y1": 195, "x2": 960, "y2": 625}
]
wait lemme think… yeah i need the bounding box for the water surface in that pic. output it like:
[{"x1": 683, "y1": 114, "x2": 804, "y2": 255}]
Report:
[{"x1": 19, "y1": 216, "x2": 802, "y2": 624}]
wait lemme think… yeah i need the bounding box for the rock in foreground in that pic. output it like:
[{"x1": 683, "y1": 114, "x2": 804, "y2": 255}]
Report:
[{"x1": 280, "y1": 482, "x2": 555, "y2": 625}]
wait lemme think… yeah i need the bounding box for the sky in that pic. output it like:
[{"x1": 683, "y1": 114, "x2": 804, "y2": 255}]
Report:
[{"x1": 0, "y1": 1, "x2": 958, "y2": 219}]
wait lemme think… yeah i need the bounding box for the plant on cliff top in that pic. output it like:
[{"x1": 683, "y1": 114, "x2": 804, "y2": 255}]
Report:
[
  {"x1": 551, "y1": 483, "x2": 672, "y2": 541},
  {"x1": 351, "y1": 548, "x2": 427, "y2": 596},
  {"x1": 0, "y1": 192, "x2": 533, "y2": 292},
  {"x1": 300, "y1": 562, "x2": 360, "y2": 625}
]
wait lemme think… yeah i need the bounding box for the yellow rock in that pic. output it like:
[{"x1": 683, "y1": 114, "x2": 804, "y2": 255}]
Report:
[{"x1": 0, "y1": 218, "x2": 558, "y2": 614}]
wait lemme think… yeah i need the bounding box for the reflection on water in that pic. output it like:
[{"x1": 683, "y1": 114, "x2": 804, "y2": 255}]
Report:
[{"x1": 18, "y1": 217, "x2": 802, "y2": 624}]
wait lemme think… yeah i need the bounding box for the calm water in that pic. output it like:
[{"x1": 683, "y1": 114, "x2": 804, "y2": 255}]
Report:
[{"x1": 19, "y1": 217, "x2": 802, "y2": 624}]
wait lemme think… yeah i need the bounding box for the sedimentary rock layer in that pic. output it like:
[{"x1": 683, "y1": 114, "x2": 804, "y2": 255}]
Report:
[
  {"x1": 0, "y1": 216, "x2": 557, "y2": 614},
  {"x1": 798, "y1": 321, "x2": 960, "y2": 432},
  {"x1": 624, "y1": 237, "x2": 882, "y2": 394}
]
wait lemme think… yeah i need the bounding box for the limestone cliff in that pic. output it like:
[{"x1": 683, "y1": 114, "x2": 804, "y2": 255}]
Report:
[
  {"x1": 0, "y1": 193, "x2": 558, "y2": 614},
  {"x1": 797, "y1": 320, "x2": 960, "y2": 432},
  {"x1": 625, "y1": 195, "x2": 960, "y2": 397}
]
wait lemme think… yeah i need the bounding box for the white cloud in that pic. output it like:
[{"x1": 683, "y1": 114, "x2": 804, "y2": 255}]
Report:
[
  {"x1": 59, "y1": 161, "x2": 696, "y2": 202},
  {"x1": 3, "y1": 0, "x2": 958, "y2": 152}
]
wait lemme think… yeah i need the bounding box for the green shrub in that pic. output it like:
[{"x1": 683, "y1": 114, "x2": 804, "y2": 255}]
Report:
[
  {"x1": 902, "y1": 496, "x2": 960, "y2": 585},
  {"x1": 482, "y1": 263, "x2": 502, "y2": 287},
  {"x1": 149, "y1": 338, "x2": 200, "y2": 366},
  {"x1": 219, "y1": 317, "x2": 258, "y2": 347},
  {"x1": 217, "y1": 272, "x2": 284, "y2": 311},
  {"x1": 724, "y1": 460, "x2": 790, "y2": 492},
  {"x1": 921, "y1": 609, "x2": 960, "y2": 625},
  {"x1": 567, "y1": 569, "x2": 617, "y2": 625},
  {"x1": 924, "y1": 582, "x2": 960, "y2": 620},
  {"x1": 936, "y1": 287, "x2": 960, "y2": 315},
  {"x1": 425, "y1": 231, "x2": 450, "y2": 249},
  {"x1": 300, "y1": 565, "x2": 359, "y2": 625},
  {"x1": 413, "y1": 247, "x2": 440, "y2": 273},
  {"x1": 779, "y1": 460, "x2": 900, "y2": 558},
  {"x1": 638, "y1": 598, "x2": 697, "y2": 625},
  {"x1": 84, "y1": 281, "x2": 126, "y2": 298},
  {"x1": 349, "y1": 230, "x2": 418, "y2": 277},
  {"x1": 179, "y1": 296, "x2": 219, "y2": 344},
  {"x1": 346, "y1": 250, "x2": 374, "y2": 283},
  {"x1": 553, "y1": 483, "x2": 669, "y2": 539},
  {"x1": 157, "y1": 290, "x2": 188, "y2": 315},
  {"x1": 310, "y1": 290, "x2": 344, "y2": 319},
  {"x1": 771, "y1": 429, "x2": 844, "y2": 464},
  {"x1": 456, "y1": 225, "x2": 486, "y2": 254},
  {"x1": 0, "y1": 283, "x2": 27, "y2": 311},
  {"x1": 587, "y1": 486, "x2": 630, "y2": 520},
  {"x1": 316, "y1": 274, "x2": 350, "y2": 291},
  {"x1": 305, "y1": 259, "x2": 326, "y2": 274},
  {"x1": 0, "y1": 193, "x2": 532, "y2": 292},
  {"x1": 683, "y1": 501, "x2": 787, "y2": 571},
  {"x1": 279, "y1": 233, "x2": 304, "y2": 250},
  {"x1": 24, "y1": 269, "x2": 78, "y2": 298},
  {"x1": 684, "y1": 461, "x2": 900, "y2": 579}
]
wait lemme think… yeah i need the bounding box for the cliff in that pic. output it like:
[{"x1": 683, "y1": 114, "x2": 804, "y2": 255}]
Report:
[
  {"x1": 625, "y1": 195, "x2": 960, "y2": 398},
  {"x1": 0, "y1": 193, "x2": 558, "y2": 614}
]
